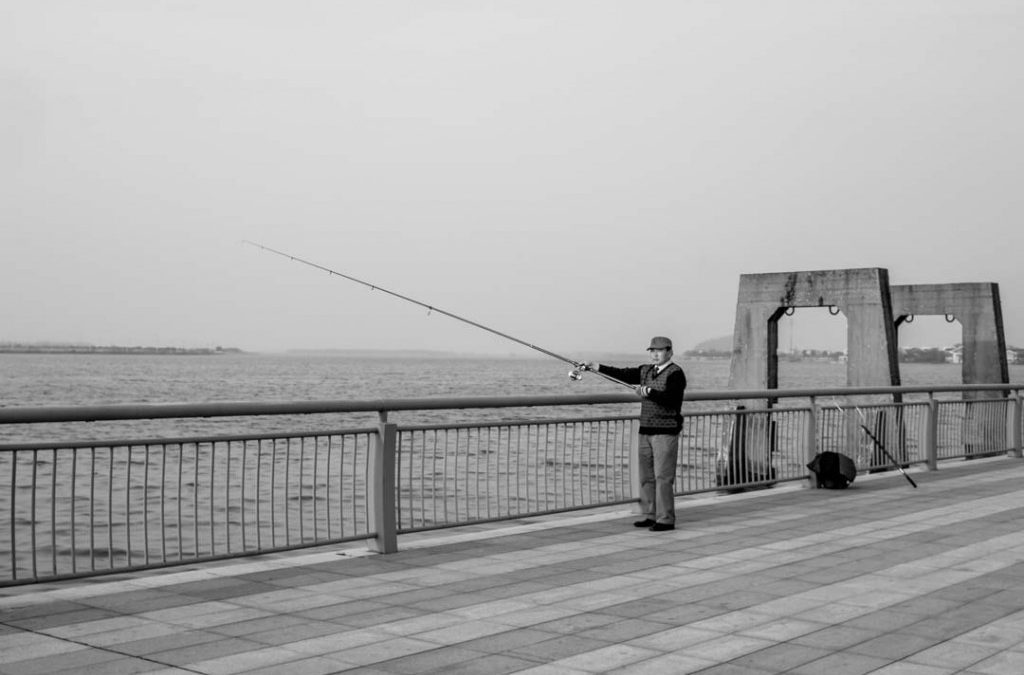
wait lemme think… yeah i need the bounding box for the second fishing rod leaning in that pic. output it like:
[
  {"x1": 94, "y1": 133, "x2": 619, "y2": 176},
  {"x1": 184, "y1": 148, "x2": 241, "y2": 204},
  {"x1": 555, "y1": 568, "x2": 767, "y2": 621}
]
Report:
[
  {"x1": 242, "y1": 241, "x2": 635, "y2": 392},
  {"x1": 832, "y1": 399, "x2": 918, "y2": 488}
]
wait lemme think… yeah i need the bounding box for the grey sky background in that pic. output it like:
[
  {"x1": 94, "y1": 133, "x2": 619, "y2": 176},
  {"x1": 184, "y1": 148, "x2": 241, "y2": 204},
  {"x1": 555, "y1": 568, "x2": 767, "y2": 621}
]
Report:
[{"x1": 3, "y1": 1, "x2": 1022, "y2": 356}]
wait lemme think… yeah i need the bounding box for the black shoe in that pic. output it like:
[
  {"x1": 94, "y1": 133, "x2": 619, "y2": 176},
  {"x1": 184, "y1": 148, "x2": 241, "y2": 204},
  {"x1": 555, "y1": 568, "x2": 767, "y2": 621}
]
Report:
[
  {"x1": 649, "y1": 523, "x2": 675, "y2": 532},
  {"x1": 633, "y1": 519, "x2": 655, "y2": 528}
]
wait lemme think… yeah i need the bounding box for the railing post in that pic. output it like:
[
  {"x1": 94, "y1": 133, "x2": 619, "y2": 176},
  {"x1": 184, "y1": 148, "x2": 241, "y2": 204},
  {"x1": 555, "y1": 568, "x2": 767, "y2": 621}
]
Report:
[
  {"x1": 369, "y1": 420, "x2": 398, "y2": 553},
  {"x1": 806, "y1": 396, "x2": 817, "y2": 488},
  {"x1": 1011, "y1": 392, "x2": 1023, "y2": 459},
  {"x1": 629, "y1": 421, "x2": 641, "y2": 510},
  {"x1": 925, "y1": 396, "x2": 939, "y2": 470}
]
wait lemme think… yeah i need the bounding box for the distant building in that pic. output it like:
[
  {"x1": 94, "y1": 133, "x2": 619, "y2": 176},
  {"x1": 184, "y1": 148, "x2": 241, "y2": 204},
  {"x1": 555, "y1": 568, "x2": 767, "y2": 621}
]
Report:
[{"x1": 945, "y1": 344, "x2": 963, "y2": 364}]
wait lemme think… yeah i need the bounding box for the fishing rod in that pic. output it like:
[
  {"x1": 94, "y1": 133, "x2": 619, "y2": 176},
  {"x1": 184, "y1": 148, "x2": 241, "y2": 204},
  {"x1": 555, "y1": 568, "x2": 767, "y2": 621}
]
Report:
[
  {"x1": 832, "y1": 399, "x2": 918, "y2": 488},
  {"x1": 242, "y1": 241, "x2": 636, "y2": 391}
]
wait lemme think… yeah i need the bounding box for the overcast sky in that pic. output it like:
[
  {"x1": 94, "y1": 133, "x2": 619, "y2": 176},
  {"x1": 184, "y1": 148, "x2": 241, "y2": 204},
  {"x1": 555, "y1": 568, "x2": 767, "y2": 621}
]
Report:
[{"x1": 3, "y1": 1, "x2": 1022, "y2": 356}]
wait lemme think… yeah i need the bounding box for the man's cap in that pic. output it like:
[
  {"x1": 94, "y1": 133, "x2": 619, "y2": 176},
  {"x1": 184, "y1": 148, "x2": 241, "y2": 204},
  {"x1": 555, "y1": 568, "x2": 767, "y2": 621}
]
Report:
[{"x1": 647, "y1": 336, "x2": 673, "y2": 350}]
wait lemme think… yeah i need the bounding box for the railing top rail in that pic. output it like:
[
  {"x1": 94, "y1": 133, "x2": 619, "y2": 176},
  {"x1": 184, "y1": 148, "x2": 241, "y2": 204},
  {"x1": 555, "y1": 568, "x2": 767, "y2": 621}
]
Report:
[{"x1": 0, "y1": 383, "x2": 1021, "y2": 425}]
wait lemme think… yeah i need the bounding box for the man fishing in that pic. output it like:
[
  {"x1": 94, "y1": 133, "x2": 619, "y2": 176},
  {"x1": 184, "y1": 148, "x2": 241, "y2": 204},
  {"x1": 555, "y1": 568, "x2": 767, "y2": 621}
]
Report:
[{"x1": 584, "y1": 337, "x2": 687, "y2": 531}]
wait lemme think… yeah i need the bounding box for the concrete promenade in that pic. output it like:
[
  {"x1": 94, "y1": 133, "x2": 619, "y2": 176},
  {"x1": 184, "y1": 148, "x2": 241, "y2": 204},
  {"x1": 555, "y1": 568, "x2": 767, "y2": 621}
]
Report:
[{"x1": 3, "y1": 458, "x2": 1024, "y2": 675}]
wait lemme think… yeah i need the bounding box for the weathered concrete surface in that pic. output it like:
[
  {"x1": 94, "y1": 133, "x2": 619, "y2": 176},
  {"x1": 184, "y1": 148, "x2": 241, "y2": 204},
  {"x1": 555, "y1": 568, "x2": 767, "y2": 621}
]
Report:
[
  {"x1": 728, "y1": 268, "x2": 901, "y2": 393},
  {"x1": 891, "y1": 282, "x2": 1009, "y2": 392}
]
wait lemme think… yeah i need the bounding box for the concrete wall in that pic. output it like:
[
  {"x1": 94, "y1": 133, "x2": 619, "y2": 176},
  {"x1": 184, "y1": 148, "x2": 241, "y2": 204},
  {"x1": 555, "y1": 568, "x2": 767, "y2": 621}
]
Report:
[
  {"x1": 728, "y1": 268, "x2": 901, "y2": 395},
  {"x1": 890, "y1": 282, "x2": 1009, "y2": 392}
]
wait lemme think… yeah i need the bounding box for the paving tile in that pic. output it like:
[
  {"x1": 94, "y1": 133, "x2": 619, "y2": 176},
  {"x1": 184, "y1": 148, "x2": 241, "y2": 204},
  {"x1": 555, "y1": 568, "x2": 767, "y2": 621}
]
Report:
[
  {"x1": 0, "y1": 646, "x2": 123, "y2": 675},
  {"x1": 189, "y1": 645, "x2": 309, "y2": 674},
  {"x1": 968, "y1": 649, "x2": 1024, "y2": 674},
  {"x1": 508, "y1": 634, "x2": 614, "y2": 662},
  {"x1": 673, "y1": 634, "x2": 775, "y2": 662},
  {"x1": 730, "y1": 642, "x2": 835, "y2": 671},
  {"x1": 367, "y1": 645, "x2": 482, "y2": 674},
  {"x1": 904, "y1": 640, "x2": 1001, "y2": 669},
  {"x1": 607, "y1": 652, "x2": 718, "y2": 674},
  {"x1": 787, "y1": 651, "x2": 894, "y2": 675},
  {"x1": 553, "y1": 643, "x2": 661, "y2": 671},
  {"x1": 325, "y1": 636, "x2": 439, "y2": 667},
  {"x1": 424, "y1": 653, "x2": 542, "y2": 675},
  {"x1": 146, "y1": 637, "x2": 266, "y2": 666}
]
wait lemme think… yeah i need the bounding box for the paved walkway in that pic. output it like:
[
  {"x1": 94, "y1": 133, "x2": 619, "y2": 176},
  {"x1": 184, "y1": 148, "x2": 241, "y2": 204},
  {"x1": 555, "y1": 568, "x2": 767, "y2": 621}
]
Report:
[{"x1": 3, "y1": 458, "x2": 1024, "y2": 675}]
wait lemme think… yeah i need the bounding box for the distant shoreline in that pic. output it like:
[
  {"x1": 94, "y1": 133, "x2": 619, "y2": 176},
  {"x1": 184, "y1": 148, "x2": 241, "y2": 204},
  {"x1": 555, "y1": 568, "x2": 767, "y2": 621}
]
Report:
[{"x1": 0, "y1": 344, "x2": 243, "y2": 356}]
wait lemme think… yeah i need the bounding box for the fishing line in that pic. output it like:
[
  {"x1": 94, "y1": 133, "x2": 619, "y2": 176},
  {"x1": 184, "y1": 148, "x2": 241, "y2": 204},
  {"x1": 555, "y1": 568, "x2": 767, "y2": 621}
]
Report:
[{"x1": 242, "y1": 240, "x2": 635, "y2": 391}]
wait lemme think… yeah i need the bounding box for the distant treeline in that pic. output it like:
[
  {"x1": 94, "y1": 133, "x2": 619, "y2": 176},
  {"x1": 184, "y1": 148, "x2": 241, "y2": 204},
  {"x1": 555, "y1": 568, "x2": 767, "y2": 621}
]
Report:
[{"x1": 0, "y1": 343, "x2": 242, "y2": 355}]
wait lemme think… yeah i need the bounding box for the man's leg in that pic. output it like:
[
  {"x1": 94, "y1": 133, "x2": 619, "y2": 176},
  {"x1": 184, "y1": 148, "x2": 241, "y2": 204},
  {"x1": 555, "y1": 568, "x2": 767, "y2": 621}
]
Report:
[
  {"x1": 650, "y1": 434, "x2": 679, "y2": 524},
  {"x1": 637, "y1": 434, "x2": 655, "y2": 521}
]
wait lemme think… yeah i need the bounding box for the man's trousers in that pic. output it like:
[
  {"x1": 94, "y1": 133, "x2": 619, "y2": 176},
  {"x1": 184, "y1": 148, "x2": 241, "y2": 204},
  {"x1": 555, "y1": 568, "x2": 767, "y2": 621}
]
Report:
[{"x1": 638, "y1": 433, "x2": 680, "y2": 525}]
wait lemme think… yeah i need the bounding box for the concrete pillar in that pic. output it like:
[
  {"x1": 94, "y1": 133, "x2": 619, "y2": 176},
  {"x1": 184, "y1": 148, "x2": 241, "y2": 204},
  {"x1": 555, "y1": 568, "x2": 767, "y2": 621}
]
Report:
[
  {"x1": 725, "y1": 268, "x2": 900, "y2": 487},
  {"x1": 891, "y1": 283, "x2": 1009, "y2": 457},
  {"x1": 728, "y1": 268, "x2": 900, "y2": 394},
  {"x1": 890, "y1": 283, "x2": 1009, "y2": 393}
]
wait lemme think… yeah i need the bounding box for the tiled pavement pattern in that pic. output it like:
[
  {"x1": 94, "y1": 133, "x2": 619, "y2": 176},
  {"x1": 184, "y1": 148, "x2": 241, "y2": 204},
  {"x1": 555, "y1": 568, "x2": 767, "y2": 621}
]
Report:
[{"x1": 3, "y1": 458, "x2": 1024, "y2": 674}]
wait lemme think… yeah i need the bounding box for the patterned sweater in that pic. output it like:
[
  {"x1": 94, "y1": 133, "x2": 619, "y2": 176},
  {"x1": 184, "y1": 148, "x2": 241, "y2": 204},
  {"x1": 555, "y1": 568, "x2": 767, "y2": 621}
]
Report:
[{"x1": 597, "y1": 362, "x2": 687, "y2": 435}]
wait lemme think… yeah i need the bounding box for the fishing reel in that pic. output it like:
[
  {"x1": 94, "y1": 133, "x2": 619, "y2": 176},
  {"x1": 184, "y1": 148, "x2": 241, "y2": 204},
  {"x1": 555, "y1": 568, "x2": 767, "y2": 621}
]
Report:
[{"x1": 568, "y1": 363, "x2": 592, "y2": 381}]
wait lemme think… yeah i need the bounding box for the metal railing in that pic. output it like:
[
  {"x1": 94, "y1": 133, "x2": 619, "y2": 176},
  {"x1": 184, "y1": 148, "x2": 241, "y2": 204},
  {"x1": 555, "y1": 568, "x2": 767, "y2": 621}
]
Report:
[{"x1": 1, "y1": 385, "x2": 1021, "y2": 585}]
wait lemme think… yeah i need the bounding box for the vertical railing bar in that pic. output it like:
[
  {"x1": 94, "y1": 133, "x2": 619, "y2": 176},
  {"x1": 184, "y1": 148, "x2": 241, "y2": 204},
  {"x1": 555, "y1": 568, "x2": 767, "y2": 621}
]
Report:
[
  {"x1": 313, "y1": 436, "x2": 320, "y2": 542},
  {"x1": 193, "y1": 443, "x2": 200, "y2": 559},
  {"x1": 342, "y1": 434, "x2": 348, "y2": 536},
  {"x1": 513, "y1": 424, "x2": 522, "y2": 515},
  {"x1": 441, "y1": 429, "x2": 449, "y2": 525},
  {"x1": 395, "y1": 431, "x2": 404, "y2": 530},
  {"x1": 285, "y1": 437, "x2": 293, "y2": 546},
  {"x1": 430, "y1": 429, "x2": 438, "y2": 526},
  {"x1": 9, "y1": 451, "x2": 17, "y2": 581},
  {"x1": 543, "y1": 423, "x2": 550, "y2": 511},
  {"x1": 486, "y1": 426, "x2": 493, "y2": 520},
  {"x1": 50, "y1": 448, "x2": 57, "y2": 576},
  {"x1": 70, "y1": 447, "x2": 78, "y2": 575},
  {"x1": 453, "y1": 429, "x2": 460, "y2": 523},
  {"x1": 473, "y1": 428, "x2": 480, "y2": 520},
  {"x1": 571, "y1": 422, "x2": 579, "y2": 506},
  {"x1": 325, "y1": 435, "x2": 332, "y2": 539},
  {"x1": 271, "y1": 439, "x2": 279, "y2": 547},
  {"x1": 107, "y1": 446, "x2": 114, "y2": 569},
  {"x1": 143, "y1": 444, "x2": 150, "y2": 567},
  {"x1": 240, "y1": 439, "x2": 248, "y2": 551},
  {"x1": 225, "y1": 440, "x2": 232, "y2": 554},
  {"x1": 30, "y1": 449, "x2": 38, "y2": 580},
  {"x1": 298, "y1": 437, "x2": 305, "y2": 545},
  {"x1": 159, "y1": 443, "x2": 166, "y2": 564},
  {"x1": 126, "y1": 445, "x2": 133, "y2": 568},
  {"x1": 489, "y1": 426, "x2": 496, "y2": 520},
  {"x1": 256, "y1": 439, "x2": 264, "y2": 550},
  {"x1": 502, "y1": 425, "x2": 509, "y2": 516},
  {"x1": 175, "y1": 444, "x2": 182, "y2": 561},
  {"x1": 364, "y1": 432, "x2": 372, "y2": 533}
]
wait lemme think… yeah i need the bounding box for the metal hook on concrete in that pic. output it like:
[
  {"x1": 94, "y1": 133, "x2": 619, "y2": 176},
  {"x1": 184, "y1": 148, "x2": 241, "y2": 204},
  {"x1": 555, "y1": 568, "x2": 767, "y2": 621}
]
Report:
[
  {"x1": 784, "y1": 306, "x2": 795, "y2": 316},
  {"x1": 828, "y1": 305, "x2": 841, "y2": 316},
  {"x1": 945, "y1": 314, "x2": 957, "y2": 323},
  {"x1": 904, "y1": 314, "x2": 915, "y2": 324}
]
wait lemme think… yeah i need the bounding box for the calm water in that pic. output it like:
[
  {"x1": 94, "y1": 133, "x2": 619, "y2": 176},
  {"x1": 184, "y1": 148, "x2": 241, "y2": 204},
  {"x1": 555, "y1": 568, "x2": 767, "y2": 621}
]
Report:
[{"x1": 1, "y1": 352, "x2": 1018, "y2": 442}]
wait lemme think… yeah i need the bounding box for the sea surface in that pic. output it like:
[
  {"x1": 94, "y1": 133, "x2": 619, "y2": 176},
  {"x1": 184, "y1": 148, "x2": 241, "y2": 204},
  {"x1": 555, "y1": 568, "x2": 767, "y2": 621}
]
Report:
[{"x1": 1, "y1": 351, "x2": 1018, "y2": 442}]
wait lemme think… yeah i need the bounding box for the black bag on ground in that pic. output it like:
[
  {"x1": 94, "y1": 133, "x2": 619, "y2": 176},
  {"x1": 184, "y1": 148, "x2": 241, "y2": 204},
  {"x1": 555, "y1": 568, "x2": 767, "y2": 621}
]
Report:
[{"x1": 807, "y1": 451, "x2": 856, "y2": 489}]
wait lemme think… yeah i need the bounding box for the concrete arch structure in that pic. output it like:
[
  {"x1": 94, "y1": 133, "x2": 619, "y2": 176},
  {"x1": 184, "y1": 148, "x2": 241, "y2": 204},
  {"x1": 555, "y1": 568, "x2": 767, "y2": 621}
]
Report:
[
  {"x1": 890, "y1": 282, "x2": 1009, "y2": 394},
  {"x1": 727, "y1": 268, "x2": 901, "y2": 394}
]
